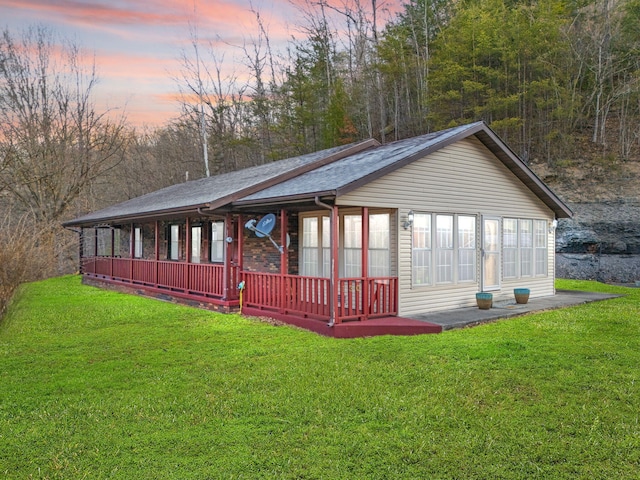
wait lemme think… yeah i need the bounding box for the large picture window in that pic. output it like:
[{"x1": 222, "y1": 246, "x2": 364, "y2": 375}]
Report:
[
  {"x1": 412, "y1": 213, "x2": 476, "y2": 286},
  {"x1": 502, "y1": 218, "x2": 548, "y2": 279},
  {"x1": 300, "y1": 211, "x2": 391, "y2": 278}
]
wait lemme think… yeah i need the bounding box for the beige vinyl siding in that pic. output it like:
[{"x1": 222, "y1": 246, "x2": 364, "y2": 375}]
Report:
[{"x1": 338, "y1": 136, "x2": 556, "y2": 316}]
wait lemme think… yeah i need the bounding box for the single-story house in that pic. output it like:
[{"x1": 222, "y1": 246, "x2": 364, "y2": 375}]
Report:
[{"x1": 63, "y1": 121, "x2": 572, "y2": 337}]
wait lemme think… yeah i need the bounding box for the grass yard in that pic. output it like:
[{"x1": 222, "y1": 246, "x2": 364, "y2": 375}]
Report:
[{"x1": 1, "y1": 276, "x2": 639, "y2": 479}]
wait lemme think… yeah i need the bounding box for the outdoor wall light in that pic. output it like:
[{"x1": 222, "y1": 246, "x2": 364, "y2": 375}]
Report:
[
  {"x1": 403, "y1": 210, "x2": 415, "y2": 230},
  {"x1": 549, "y1": 219, "x2": 558, "y2": 233}
]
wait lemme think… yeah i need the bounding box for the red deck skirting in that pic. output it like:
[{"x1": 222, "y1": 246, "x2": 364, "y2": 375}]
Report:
[{"x1": 242, "y1": 307, "x2": 442, "y2": 338}]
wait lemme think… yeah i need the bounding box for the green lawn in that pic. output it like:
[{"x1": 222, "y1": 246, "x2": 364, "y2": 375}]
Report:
[{"x1": 1, "y1": 276, "x2": 639, "y2": 479}]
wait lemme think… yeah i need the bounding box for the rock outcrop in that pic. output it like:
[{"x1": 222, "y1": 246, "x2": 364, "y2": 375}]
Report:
[{"x1": 556, "y1": 200, "x2": 640, "y2": 283}]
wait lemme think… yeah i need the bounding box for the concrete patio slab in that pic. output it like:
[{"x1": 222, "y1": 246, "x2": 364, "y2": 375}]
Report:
[{"x1": 411, "y1": 290, "x2": 622, "y2": 331}]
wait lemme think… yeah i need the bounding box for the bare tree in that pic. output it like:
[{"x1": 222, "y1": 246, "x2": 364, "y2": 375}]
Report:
[{"x1": 0, "y1": 25, "x2": 128, "y2": 223}]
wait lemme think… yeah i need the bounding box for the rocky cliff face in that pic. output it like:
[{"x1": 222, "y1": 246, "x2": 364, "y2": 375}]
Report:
[{"x1": 556, "y1": 200, "x2": 640, "y2": 283}]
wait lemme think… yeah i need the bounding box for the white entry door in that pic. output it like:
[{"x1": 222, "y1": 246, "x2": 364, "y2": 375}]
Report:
[{"x1": 482, "y1": 217, "x2": 501, "y2": 291}]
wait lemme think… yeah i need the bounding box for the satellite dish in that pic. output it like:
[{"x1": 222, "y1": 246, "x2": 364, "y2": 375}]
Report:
[
  {"x1": 255, "y1": 213, "x2": 276, "y2": 238},
  {"x1": 244, "y1": 214, "x2": 286, "y2": 254}
]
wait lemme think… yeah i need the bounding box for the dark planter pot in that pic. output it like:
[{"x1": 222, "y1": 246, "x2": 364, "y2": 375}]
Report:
[
  {"x1": 476, "y1": 292, "x2": 493, "y2": 310},
  {"x1": 514, "y1": 288, "x2": 530, "y2": 304}
]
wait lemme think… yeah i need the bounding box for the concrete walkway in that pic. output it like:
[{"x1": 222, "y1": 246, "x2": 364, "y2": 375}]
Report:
[{"x1": 411, "y1": 290, "x2": 622, "y2": 331}]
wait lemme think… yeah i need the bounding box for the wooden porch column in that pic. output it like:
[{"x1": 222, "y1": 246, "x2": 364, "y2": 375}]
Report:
[
  {"x1": 154, "y1": 221, "x2": 160, "y2": 285},
  {"x1": 331, "y1": 206, "x2": 340, "y2": 325},
  {"x1": 237, "y1": 214, "x2": 244, "y2": 271},
  {"x1": 280, "y1": 209, "x2": 288, "y2": 275},
  {"x1": 130, "y1": 223, "x2": 134, "y2": 280},
  {"x1": 362, "y1": 207, "x2": 369, "y2": 321},
  {"x1": 184, "y1": 217, "x2": 190, "y2": 292},
  {"x1": 280, "y1": 209, "x2": 288, "y2": 315},
  {"x1": 110, "y1": 227, "x2": 115, "y2": 277},
  {"x1": 78, "y1": 228, "x2": 84, "y2": 274},
  {"x1": 223, "y1": 213, "x2": 233, "y2": 300}
]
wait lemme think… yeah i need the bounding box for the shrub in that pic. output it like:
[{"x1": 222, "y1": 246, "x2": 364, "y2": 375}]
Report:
[{"x1": 0, "y1": 211, "x2": 57, "y2": 317}]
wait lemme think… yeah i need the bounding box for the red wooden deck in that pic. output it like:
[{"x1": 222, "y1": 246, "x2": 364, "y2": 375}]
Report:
[
  {"x1": 82, "y1": 257, "x2": 434, "y2": 337},
  {"x1": 242, "y1": 307, "x2": 442, "y2": 338}
]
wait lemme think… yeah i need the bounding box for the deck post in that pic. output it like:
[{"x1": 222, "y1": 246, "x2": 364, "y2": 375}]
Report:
[
  {"x1": 223, "y1": 213, "x2": 232, "y2": 300},
  {"x1": 130, "y1": 223, "x2": 135, "y2": 281},
  {"x1": 185, "y1": 217, "x2": 191, "y2": 290},
  {"x1": 331, "y1": 206, "x2": 340, "y2": 325},
  {"x1": 110, "y1": 227, "x2": 114, "y2": 278},
  {"x1": 237, "y1": 214, "x2": 244, "y2": 298},
  {"x1": 280, "y1": 209, "x2": 288, "y2": 314},
  {"x1": 79, "y1": 228, "x2": 84, "y2": 274},
  {"x1": 362, "y1": 207, "x2": 369, "y2": 321},
  {"x1": 154, "y1": 221, "x2": 159, "y2": 286}
]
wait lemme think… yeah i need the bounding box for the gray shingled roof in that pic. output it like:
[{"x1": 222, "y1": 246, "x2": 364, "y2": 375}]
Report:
[
  {"x1": 64, "y1": 121, "x2": 572, "y2": 227},
  {"x1": 237, "y1": 123, "x2": 475, "y2": 203},
  {"x1": 63, "y1": 141, "x2": 366, "y2": 226}
]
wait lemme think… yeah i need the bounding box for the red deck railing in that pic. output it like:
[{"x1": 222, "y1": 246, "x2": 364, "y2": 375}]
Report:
[
  {"x1": 82, "y1": 257, "x2": 397, "y2": 322},
  {"x1": 242, "y1": 272, "x2": 397, "y2": 322},
  {"x1": 81, "y1": 257, "x2": 238, "y2": 300}
]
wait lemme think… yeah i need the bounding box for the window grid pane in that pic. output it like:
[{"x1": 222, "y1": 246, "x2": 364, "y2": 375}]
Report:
[
  {"x1": 369, "y1": 214, "x2": 390, "y2": 277},
  {"x1": 191, "y1": 226, "x2": 202, "y2": 263},
  {"x1": 458, "y1": 216, "x2": 476, "y2": 282},
  {"x1": 436, "y1": 215, "x2": 453, "y2": 283},
  {"x1": 520, "y1": 220, "x2": 533, "y2": 277},
  {"x1": 412, "y1": 214, "x2": 431, "y2": 285},
  {"x1": 134, "y1": 227, "x2": 143, "y2": 258},
  {"x1": 170, "y1": 225, "x2": 180, "y2": 260},
  {"x1": 211, "y1": 221, "x2": 224, "y2": 263}
]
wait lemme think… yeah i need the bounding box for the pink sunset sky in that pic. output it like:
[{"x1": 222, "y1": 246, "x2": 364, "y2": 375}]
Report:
[{"x1": 1, "y1": 0, "x2": 401, "y2": 127}]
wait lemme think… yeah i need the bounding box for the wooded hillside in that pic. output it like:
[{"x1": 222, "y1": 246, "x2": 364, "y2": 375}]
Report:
[{"x1": 1, "y1": 0, "x2": 639, "y2": 283}]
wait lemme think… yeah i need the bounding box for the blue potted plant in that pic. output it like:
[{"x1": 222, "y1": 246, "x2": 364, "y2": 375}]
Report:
[
  {"x1": 476, "y1": 292, "x2": 493, "y2": 310},
  {"x1": 514, "y1": 288, "x2": 530, "y2": 304}
]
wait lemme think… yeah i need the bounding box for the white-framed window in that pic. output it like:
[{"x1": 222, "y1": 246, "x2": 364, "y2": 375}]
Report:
[
  {"x1": 436, "y1": 214, "x2": 454, "y2": 283},
  {"x1": 169, "y1": 224, "x2": 180, "y2": 260},
  {"x1": 412, "y1": 213, "x2": 432, "y2": 285},
  {"x1": 534, "y1": 220, "x2": 547, "y2": 276},
  {"x1": 412, "y1": 213, "x2": 477, "y2": 286},
  {"x1": 191, "y1": 225, "x2": 202, "y2": 263},
  {"x1": 458, "y1": 215, "x2": 476, "y2": 282},
  {"x1": 134, "y1": 227, "x2": 143, "y2": 258},
  {"x1": 302, "y1": 216, "x2": 320, "y2": 277},
  {"x1": 211, "y1": 221, "x2": 225, "y2": 263},
  {"x1": 322, "y1": 216, "x2": 331, "y2": 277},
  {"x1": 520, "y1": 219, "x2": 533, "y2": 277},
  {"x1": 502, "y1": 217, "x2": 548, "y2": 278},
  {"x1": 503, "y1": 218, "x2": 518, "y2": 278},
  {"x1": 299, "y1": 211, "x2": 391, "y2": 278},
  {"x1": 343, "y1": 214, "x2": 362, "y2": 278},
  {"x1": 369, "y1": 213, "x2": 390, "y2": 277}
]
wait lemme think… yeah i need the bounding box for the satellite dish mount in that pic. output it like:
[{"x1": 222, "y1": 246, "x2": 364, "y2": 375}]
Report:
[{"x1": 245, "y1": 213, "x2": 286, "y2": 254}]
